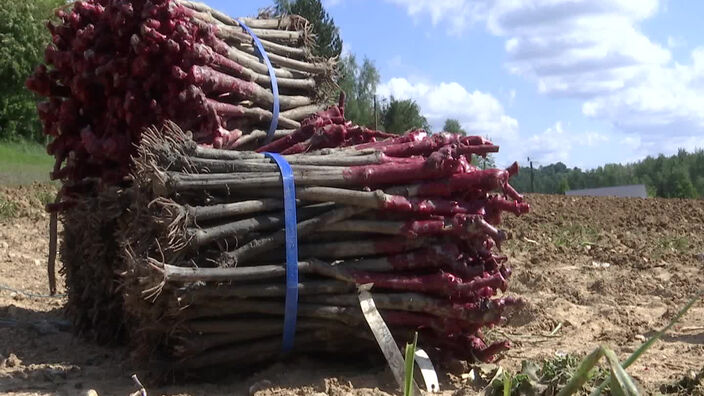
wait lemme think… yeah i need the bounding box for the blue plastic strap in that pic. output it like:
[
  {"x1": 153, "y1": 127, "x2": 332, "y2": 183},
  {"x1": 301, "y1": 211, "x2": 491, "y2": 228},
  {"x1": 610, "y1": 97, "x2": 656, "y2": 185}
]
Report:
[
  {"x1": 263, "y1": 152, "x2": 298, "y2": 352},
  {"x1": 237, "y1": 19, "x2": 280, "y2": 144}
]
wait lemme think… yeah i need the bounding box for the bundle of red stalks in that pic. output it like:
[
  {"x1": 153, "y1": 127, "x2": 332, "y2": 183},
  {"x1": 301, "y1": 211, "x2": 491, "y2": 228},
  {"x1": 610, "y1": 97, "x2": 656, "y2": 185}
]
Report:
[
  {"x1": 25, "y1": 0, "x2": 530, "y2": 380},
  {"x1": 26, "y1": 0, "x2": 336, "y2": 188},
  {"x1": 117, "y1": 102, "x2": 529, "y2": 376}
]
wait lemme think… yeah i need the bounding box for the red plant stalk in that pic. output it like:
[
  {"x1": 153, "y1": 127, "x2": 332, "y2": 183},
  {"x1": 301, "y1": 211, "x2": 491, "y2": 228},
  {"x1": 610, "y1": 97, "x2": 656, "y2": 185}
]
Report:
[
  {"x1": 256, "y1": 95, "x2": 347, "y2": 153},
  {"x1": 382, "y1": 311, "x2": 480, "y2": 335},
  {"x1": 377, "y1": 132, "x2": 496, "y2": 158},
  {"x1": 279, "y1": 124, "x2": 396, "y2": 155},
  {"x1": 346, "y1": 271, "x2": 507, "y2": 300},
  {"x1": 341, "y1": 149, "x2": 467, "y2": 186},
  {"x1": 353, "y1": 129, "x2": 427, "y2": 150},
  {"x1": 420, "y1": 331, "x2": 511, "y2": 363},
  {"x1": 389, "y1": 165, "x2": 524, "y2": 202}
]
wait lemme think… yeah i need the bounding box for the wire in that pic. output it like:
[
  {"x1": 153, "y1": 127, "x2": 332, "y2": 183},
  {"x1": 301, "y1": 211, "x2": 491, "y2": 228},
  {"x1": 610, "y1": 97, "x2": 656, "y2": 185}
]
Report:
[{"x1": 0, "y1": 284, "x2": 66, "y2": 299}]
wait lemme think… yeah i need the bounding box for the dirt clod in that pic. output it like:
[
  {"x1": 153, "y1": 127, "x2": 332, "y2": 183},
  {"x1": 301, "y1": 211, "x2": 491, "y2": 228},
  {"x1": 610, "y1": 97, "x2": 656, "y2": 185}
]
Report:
[{"x1": 2, "y1": 353, "x2": 21, "y2": 368}]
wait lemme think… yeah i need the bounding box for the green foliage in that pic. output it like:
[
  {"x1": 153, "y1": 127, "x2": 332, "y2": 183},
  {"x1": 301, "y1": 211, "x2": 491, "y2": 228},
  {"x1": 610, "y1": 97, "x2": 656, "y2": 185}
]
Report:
[
  {"x1": 552, "y1": 222, "x2": 599, "y2": 248},
  {"x1": 273, "y1": 0, "x2": 433, "y2": 134},
  {"x1": 273, "y1": 0, "x2": 342, "y2": 58},
  {"x1": 34, "y1": 188, "x2": 55, "y2": 207},
  {"x1": 489, "y1": 355, "x2": 608, "y2": 396},
  {"x1": 0, "y1": 196, "x2": 19, "y2": 220},
  {"x1": 403, "y1": 332, "x2": 418, "y2": 396},
  {"x1": 380, "y1": 97, "x2": 430, "y2": 134},
  {"x1": 442, "y1": 119, "x2": 465, "y2": 135},
  {"x1": 652, "y1": 235, "x2": 692, "y2": 261},
  {"x1": 338, "y1": 54, "x2": 380, "y2": 127},
  {"x1": 558, "y1": 176, "x2": 570, "y2": 194},
  {"x1": 0, "y1": 0, "x2": 63, "y2": 141},
  {"x1": 510, "y1": 149, "x2": 704, "y2": 199},
  {"x1": 472, "y1": 153, "x2": 497, "y2": 170},
  {"x1": 488, "y1": 291, "x2": 702, "y2": 396},
  {"x1": 589, "y1": 291, "x2": 702, "y2": 396}
]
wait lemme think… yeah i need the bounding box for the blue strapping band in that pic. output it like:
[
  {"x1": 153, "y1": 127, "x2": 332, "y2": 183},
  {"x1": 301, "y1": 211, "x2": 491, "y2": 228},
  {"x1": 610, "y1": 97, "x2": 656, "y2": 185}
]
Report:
[
  {"x1": 263, "y1": 152, "x2": 298, "y2": 352},
  {"x1": 237, "y1": 19, "x2": 280, "y2": 144}
]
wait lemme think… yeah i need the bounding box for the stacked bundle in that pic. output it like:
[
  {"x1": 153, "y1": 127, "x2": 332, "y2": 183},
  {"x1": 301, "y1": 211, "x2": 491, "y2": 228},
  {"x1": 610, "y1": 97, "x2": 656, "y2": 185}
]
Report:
[
  {"x1": 26, "y1": 0, "x2": 337, "y2": 188},
  {"x1": 117, "y1": 115, "x2": 529, "y2": 374}
]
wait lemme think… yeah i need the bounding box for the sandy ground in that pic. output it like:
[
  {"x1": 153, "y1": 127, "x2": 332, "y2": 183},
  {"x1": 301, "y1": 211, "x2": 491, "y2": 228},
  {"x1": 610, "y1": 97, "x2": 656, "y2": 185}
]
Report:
[{"x1": 0, "y1": 186, "x2": 702, "y2": 395}]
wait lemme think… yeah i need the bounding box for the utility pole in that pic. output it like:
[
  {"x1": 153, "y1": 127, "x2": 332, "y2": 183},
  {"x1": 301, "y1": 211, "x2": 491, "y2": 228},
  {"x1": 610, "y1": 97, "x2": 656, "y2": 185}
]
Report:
[
  {"x1": 373, "y1": 96, "x2": 378, "y2": 130},
  {"x1": 528, "y1": 156, "x2": 535, "y2": 193}
]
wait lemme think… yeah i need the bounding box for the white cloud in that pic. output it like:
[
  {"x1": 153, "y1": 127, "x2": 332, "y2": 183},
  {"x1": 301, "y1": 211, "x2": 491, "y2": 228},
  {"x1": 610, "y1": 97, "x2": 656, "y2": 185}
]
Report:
[
  {"x1": 667, "y1": 35, "x2": 686, "y2": 49},
  {"x1": 620, "y1": 135, "x2": 641, "y2": 149},
  {"x1": 490, "y1": 0, "x2": 669, "y2": 97},
  {"x1": 383, "y1": 0, "x2": 489, "y2": 35},
  {"x1": 584, "y1": 131, "x2": 610, "y2": 146},
  {"x1": 522, "y1": 123, "x2": 613, "y2": 166},
  {"x1": 384, "y1": 0, "x2": 704, "y2": 160},
  {"x1": 508, "y1": 89, "x2": 517, "y2": 105},
  {"x1": 376, "y1": 77, "x2": 519, "y2": 142},
  {"x1": 525, "y1": 121, "x2": 571, "y2": 164},
  {"x1": 582, "y1": 47, "x2": 704, "y2": 139}
]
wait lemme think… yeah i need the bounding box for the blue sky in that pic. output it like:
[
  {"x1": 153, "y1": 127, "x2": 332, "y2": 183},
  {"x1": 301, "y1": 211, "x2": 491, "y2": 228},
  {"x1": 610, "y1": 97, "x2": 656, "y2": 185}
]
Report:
[{"x1": 209, "y1": 0, "x2": 704, "y2": 169}]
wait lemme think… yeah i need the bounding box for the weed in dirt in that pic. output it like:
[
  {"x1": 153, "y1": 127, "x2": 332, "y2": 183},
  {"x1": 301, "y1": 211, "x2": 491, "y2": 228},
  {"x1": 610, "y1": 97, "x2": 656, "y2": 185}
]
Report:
[
  {"x1": 652, "y1": 236, "x2": 692, "y2": 260},
  {"x1": 660, "y1": 367, "x2": 704, "y2": 395},
  {"x1": 34, "y1": 189, "x2": 55, "y2": 207},
  {"x1": 552, "y1": 223, "x2": 599, "y2": 249},
  {"x1": 486, "y1": 291, "x2": 702, "y2": 396},
  {"x1": 0, "y1": 196, "x2": 19, "y2": 220},
  {"x1": 487, "y1": 354, "x2": 608, "y2": 396}
]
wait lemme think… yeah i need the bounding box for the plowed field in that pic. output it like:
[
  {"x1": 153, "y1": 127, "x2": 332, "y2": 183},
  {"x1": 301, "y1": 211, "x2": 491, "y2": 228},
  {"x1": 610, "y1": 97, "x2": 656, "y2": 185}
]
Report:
[{"x1": 1, "y1": 185, "x2": 702, "y2": 395}]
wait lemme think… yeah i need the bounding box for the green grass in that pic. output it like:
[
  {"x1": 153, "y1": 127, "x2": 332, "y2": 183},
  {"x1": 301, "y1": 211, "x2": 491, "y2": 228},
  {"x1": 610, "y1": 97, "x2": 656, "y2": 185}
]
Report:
[
  {"x1": 0, "y1": 140, "x2": 53, "y2": 185},
  {"x1": 552, "y1": 223, "x2": 599, "y2": 248},
  {"x1": 404, "y1": 332, "x2": 418, "y2": 396},
  {"x1": 488, "y1": 291, "x2": 702, "y2": 396},
  {"x1": 489, "y1": 355, "x2": 608, "y2": 396},
  {"x1": 0, "y1": 196, "x2": 19, "y2": 220},
  {"x1": 650, "y1": 235, "x2": 692, "y2": 261}
]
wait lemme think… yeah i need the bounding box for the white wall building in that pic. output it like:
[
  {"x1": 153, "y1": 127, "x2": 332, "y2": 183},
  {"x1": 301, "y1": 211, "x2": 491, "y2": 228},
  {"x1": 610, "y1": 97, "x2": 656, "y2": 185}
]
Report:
[{"x1": 565, "y1": 184, "x2": 647, "y2": 198}]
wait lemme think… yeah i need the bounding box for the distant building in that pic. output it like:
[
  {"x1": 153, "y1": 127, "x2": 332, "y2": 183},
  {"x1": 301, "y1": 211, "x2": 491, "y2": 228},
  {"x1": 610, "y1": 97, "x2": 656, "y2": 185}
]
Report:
[{"x1": 565, "y1": 184, "x2": 647, "y2": 198}]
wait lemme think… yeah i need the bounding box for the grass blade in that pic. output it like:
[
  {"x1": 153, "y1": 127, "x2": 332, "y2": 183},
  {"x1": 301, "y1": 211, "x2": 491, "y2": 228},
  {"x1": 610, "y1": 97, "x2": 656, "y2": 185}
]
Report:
[
  {"x1": 503, "y1": 370, "x2": 511, "y2": 396},
  {"x1": 556, "y1": 347, "x2": 604, "y2": 396},
  {"x1": 404, "y1": 332, "x2": 418, "y2": 396},
  {"x1": 590, "y1": 290, "x2": 703, "y2": 396},
  {"x1": 603, "y1": 347, "x2": 639, "y2": 396}
]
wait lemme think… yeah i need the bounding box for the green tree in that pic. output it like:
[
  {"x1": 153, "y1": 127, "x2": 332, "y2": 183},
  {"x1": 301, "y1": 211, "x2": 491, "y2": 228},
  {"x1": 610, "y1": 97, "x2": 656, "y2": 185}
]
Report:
[
  {"x1": 338, "y1": 54, "x2": 380, "y2": 127},
  {"x1": 0, "y1": 0, "x2": 63, "y2": 141},
  {"x1": 273, "y1": 0, "x2": 342, "y2": 58},
  {"x1": 471, "y1": 153, "x2": 496, "y2": 170},
  {"x1": 442, "y1": 119, "x2": 465, "y2": 135},
  {"x1": 667, "y1": 166, "x2": 697, "y2": 199},
  {"x1": 507, "y1": 149, "x2": 704, "y2": 199},
  {"x1": 380, "y1": 97, "x2": 430, "y2": 134}
]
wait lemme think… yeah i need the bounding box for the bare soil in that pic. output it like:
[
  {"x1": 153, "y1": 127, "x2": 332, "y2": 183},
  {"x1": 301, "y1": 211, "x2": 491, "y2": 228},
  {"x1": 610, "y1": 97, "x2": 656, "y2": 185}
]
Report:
[{"x1": 1, "y1": 186, "x2": 702, "y2": 395}]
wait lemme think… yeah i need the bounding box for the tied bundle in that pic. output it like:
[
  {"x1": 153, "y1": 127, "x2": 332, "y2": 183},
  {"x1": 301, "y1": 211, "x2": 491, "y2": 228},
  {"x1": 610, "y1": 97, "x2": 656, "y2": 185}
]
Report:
[
  {"x1": 25, "y1": 0, "x2": 337, "y2": 189},
  {"x1": 118, "y1": 110, "x2": 529, "y2": 375}
]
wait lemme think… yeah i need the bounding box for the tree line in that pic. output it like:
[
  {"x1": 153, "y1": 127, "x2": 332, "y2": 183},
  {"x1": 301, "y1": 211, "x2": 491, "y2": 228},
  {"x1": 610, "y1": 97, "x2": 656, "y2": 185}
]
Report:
[{"x1": 510, "y1": 149, "x2": 704, "y2": 199}]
